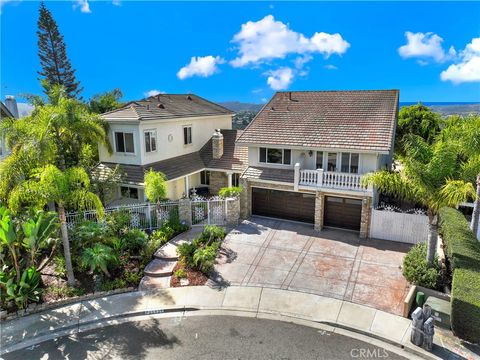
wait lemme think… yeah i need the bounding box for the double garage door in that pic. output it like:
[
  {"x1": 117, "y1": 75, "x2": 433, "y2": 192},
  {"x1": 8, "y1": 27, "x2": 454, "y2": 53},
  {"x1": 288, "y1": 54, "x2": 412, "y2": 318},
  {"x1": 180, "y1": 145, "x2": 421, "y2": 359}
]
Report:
[{"x1": 252, "y1": 188, "x2": 362, "y2": 230}]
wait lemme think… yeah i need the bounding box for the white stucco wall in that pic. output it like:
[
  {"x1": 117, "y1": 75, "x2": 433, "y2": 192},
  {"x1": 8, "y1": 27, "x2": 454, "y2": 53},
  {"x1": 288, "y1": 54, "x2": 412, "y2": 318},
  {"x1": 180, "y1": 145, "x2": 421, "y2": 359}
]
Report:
[{"x1": 98, "y1": 122, "x2": 142, "y2": 165}]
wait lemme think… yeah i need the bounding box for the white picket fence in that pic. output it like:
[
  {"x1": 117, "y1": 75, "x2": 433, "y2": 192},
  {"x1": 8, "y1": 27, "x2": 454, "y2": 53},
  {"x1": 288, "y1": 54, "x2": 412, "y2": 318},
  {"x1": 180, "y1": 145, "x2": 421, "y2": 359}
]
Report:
[
  {"x1": 370, "y1": 207, "x2": 429, "y2": 244},
  {"x1": 66, "y1": 201, "x2": 179, "y2": 230}
]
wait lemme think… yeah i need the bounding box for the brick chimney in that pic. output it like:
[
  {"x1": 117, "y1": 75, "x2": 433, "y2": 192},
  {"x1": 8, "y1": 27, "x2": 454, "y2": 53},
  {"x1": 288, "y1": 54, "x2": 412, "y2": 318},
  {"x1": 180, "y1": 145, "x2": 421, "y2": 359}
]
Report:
[{"x1": 212, "y1": 129, "x2": 224, "y2": 159}]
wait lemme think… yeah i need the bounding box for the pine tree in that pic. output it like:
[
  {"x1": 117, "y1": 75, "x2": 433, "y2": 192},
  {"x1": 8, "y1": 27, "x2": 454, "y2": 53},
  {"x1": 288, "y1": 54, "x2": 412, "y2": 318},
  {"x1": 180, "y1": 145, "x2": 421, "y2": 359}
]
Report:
[{"x1": 37, "y1": 2, "x2": 83, "y2": 98}]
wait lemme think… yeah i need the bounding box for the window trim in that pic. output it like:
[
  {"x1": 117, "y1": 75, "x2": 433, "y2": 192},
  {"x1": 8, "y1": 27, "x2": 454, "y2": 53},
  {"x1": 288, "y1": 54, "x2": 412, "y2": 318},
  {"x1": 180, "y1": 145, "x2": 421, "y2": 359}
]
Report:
[
  {"x1": 340, "y1": 152, "x2": 360, "y2": 174},
  {"x1": 232, "y1": 173, "x2": 240, "y2": 187},
  {"x1": 316, "y1": 151, "x2": 324, "y2": 170},
  {"x1": 200, "y1": 170, "x2": 210, "y2": 186},
  {"x1": 144, "y1": 129, "x2": 157, "y2": 153},
  {"x1": 183, "y1": 125, "x2": 192, "y2": 145},
  {"x1": 114, "y1": 131, "x2": 135, "y2": 154},
  {"x1": 258, "y1": 147, "x2": 291, "y2": 166},
  {"x1": 120, "y1": 186, "x2": 139, "y2": 199}
]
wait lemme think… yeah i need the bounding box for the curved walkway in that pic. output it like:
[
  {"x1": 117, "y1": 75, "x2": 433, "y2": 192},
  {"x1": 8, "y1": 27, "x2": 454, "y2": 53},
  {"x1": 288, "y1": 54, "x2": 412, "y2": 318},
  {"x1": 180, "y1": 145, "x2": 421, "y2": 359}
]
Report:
[{"x1": 2, "y1": 286, "x2": 439, "y2": 359}]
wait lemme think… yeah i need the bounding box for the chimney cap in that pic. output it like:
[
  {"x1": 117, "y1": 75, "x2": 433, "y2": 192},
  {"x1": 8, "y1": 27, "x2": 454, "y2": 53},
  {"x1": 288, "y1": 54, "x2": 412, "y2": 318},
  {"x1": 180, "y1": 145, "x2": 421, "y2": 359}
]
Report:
[{"x1": 5, "y1": 95, "x2": 15, "y2": 100}]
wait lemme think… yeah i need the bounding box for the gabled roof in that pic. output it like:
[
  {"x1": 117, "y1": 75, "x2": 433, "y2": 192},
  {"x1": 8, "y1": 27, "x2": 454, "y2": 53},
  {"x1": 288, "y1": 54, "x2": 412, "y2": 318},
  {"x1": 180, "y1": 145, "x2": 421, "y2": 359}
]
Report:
[
  {"x1": 236, "y1": 90, "x2": 399, "y2": 153},
  {"x1": 0, "y1": 102, "x2": 14, "y2": 119},
  {"x1": 101, "y1": 94, "x2": 233, "y2": 121},
  {"x1": 200, "y1": 129, "x2": 248, "y2": 172}
]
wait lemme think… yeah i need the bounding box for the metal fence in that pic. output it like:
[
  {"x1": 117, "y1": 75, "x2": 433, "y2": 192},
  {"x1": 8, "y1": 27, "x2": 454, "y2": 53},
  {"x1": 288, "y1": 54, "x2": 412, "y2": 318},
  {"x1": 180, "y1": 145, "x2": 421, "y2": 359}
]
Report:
[
  {"x1": 66, "y1": 201, "x2": 179, "y2": 231},
  {"x1": 191, "y1": 197, "x2": 227, "y2": 226}
]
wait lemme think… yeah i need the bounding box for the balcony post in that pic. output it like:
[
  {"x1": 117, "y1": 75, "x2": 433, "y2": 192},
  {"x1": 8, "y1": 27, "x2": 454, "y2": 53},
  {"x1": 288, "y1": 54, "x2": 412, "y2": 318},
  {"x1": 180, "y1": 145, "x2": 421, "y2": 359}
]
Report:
[
  {"x1": 294, "y1": 163, "x2": 300, "y2": 191},
  {"x1": 317, "y1": 168, "x2": 324, "y2": 187}
]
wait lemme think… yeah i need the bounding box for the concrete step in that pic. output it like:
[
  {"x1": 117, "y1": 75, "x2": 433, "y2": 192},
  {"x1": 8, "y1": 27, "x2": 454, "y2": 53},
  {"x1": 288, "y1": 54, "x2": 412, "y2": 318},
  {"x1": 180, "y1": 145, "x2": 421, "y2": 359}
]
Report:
[
  {"x1": 154, "y1": 242, "x2": 180, "y2": 261},
  {"x1": 138, "y1": 276, "x2": 170, "y2": 291},
  {"x1": 144, "y1": 259, "x2": 177, "y2": 277}
]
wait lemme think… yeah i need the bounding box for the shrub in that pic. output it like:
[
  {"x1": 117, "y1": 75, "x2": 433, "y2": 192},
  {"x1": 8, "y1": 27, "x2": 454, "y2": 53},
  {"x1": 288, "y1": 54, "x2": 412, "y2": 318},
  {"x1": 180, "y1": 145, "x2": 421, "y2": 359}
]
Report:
[
  {"x1": 106, "y1": 210, "x2": 131, "y2": 236},
  {"x1": 123, "y1": 271, "x2": 142, "y2": 285},
  {"x1": 73, "y1": 221, "x2": 110, "y2": 246},
  {"x1": 218, "y1": 186, "x2": 242, "y2": 198},
  {"x1": 439, "y1": 207, "x2": 480, "y2": 343},
  {"x1": 100, "y1": 278, "x2": 127, "y2": 292},
  {"x1": 0, "y1": 267, "x2": 42, "y2": 309},
  {"x1": 44, "y1": 285, "x2": 85, "y2": 300},
  {"x1": 122, "y1": 229, "x2": 148, "y2": 254},
  {"x1": 177, "y1": 242, "x2": 196, "y2": 267},
  {"x1": 174, "y1": 268, "x2": 187, "y2": 279},
  {"x1": 192, "y1": 243, "x2": 219, "y2": 273},
  {"x1": 199, "y1": 224, "x2": 225, "y2": 244},
  {"x1": 402, "y1": 244, "x2": 440, "y2": 289},
  {"x1": 81, "y1": 244, "x2": 118, "y2": 277},
  {"x1": 53, "y1": 255, "x2": 66, "y2": 278}
]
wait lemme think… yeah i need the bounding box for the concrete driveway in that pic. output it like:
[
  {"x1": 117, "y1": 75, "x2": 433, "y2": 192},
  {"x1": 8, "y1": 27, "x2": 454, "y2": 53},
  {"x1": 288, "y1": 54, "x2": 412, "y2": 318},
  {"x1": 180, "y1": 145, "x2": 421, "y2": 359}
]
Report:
[{"x1": 214, "y1": 216, "x2": 411, "y2": 316}]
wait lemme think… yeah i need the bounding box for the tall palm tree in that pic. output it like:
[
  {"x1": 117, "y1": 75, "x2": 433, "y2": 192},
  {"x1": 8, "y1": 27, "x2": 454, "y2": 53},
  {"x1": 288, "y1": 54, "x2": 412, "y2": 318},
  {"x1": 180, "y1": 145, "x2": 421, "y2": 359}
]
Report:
[
  {"x1": 0, "y1": 84, "x2": 111, "y2": 285},
  {"x1": 364, "y1": 135, "x2": 476, "y2": 266}
]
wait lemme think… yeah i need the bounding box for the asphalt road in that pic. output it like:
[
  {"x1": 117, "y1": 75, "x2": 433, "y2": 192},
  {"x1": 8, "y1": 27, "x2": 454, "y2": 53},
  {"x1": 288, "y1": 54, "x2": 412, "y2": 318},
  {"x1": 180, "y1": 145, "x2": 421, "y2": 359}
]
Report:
[{"x1": 3, "y1": 316, "x2": 408, "y2": 360}]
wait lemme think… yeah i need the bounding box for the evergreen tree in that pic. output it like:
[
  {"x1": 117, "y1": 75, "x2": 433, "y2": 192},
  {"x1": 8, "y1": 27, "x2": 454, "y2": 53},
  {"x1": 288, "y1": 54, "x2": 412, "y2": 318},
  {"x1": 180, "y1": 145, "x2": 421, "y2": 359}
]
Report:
[{"x1": 37, "y1": 2, "x2": 82, "y2": 98}]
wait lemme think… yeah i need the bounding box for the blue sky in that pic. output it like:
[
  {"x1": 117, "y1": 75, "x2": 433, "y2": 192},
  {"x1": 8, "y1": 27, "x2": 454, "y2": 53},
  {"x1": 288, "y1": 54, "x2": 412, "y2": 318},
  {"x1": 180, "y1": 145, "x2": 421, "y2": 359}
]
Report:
[{"x1": 1, "y1": 1, "x2": 480, "y2": 106}]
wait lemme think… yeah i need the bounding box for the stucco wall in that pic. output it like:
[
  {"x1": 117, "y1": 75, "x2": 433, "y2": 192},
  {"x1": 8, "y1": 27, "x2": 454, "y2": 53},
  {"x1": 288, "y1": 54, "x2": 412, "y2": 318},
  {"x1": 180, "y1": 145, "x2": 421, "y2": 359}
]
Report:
[{"x1": 98, "y1": 123, "x2": 142, "y2": 165}]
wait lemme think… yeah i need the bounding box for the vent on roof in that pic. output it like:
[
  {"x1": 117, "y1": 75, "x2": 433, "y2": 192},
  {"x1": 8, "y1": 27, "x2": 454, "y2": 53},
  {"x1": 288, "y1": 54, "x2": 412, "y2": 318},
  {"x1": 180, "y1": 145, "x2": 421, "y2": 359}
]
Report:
[
  {"x1": 146, "y1": 104, "x2": 150, "y2": 110},
  {"x1": 157, "y1": 103, "x2": 165, "y2": 109},
  {"x1": 187, "y1": 95, "x2": 192, "y2": 100}
]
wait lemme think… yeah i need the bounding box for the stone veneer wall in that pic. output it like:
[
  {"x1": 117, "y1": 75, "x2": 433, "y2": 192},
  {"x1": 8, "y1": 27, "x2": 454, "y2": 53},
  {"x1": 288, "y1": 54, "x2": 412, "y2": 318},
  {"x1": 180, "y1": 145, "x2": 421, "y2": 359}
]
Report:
[
  {"x1": 314, "y1": 192, "x2": 325, "y2": 231},
  {"x1": 226, "y1": 197, "x2": 240, "y2": 226},
  {"x1": 360, "y1": 196, "x2": 372, "y2": 239},
  {"x1": 178, "y1": 198, "x2": 192, "y2": 226},
  {"x1": 209, "y1": 171, "x2": 228, "y2": 195}
]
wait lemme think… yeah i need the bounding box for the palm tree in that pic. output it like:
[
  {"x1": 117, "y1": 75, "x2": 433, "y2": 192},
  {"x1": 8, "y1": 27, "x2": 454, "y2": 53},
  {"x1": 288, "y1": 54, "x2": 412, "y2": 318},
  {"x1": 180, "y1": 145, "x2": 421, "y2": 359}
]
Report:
[
  {"x1": 7, "y1": 165, "x2": 104, "y2": 286},
  {"x1": 0, "y1": 85, "x2": 111, "y2": 286},
  {"x1": 81, "y1": 243, "x2": 117, "y2": 278},
  {"x1": 364, "y1": 135, "x2": 476, "y2": 266}
]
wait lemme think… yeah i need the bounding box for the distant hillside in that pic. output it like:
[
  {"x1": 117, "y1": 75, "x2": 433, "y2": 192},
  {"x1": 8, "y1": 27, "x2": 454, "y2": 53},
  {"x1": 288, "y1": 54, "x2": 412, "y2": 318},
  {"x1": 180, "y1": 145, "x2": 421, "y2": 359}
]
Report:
[{"x1": 219, "y1": 101, "x2": 264, "y2": 112}]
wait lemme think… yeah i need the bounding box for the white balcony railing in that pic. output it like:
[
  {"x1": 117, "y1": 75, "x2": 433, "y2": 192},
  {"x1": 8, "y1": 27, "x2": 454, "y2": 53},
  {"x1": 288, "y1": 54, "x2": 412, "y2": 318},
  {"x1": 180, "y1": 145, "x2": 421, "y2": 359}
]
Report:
[{"x1": 296, "y1": 165, "x2": 371, "y2": 192}]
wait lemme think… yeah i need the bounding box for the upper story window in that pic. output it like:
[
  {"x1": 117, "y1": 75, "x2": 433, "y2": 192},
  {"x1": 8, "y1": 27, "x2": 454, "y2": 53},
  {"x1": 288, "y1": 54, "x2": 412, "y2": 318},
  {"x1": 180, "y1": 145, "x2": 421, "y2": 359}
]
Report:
[
  {"x1": 200, "y1": 170, "x2": 210, "y2": 185},
  {"x1": 259, "y1": 147, "x2": 291, "y2": 165},
  {"x1": 144, "y1": 130, "x2": 157, "y2": 153},
  {"x1": 316, "y1": 151, "x2": 323, "y2": 169},
  {"x1": 327, "y1": 152, "x2": 337, "y2": 171},
  {"x1": 341, "y1": 152, "x2": 359, "y2": 173},
  {"x1": 183, "y1": 126, "x2": 192, "y2": 145},
  {"x1": 115, "y1": 132, "x2": 134, "y2": 153}
]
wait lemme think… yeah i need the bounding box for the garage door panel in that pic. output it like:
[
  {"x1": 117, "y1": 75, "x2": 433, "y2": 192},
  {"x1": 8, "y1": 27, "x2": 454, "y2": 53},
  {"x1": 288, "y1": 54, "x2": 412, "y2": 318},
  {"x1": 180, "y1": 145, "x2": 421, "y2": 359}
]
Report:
[
  {"x1": 324, "y1": 196, "x2": 361, "y2": 231},
  {"x1": 252, "y1": 188, "x2": 315, "y2": 223}
]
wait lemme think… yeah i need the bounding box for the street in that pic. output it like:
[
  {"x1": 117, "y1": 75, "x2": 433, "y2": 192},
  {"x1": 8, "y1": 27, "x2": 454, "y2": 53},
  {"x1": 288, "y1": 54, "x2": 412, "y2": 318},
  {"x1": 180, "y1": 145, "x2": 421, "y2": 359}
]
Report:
[{"x1": 3, "y1": 315, "x2": 408, "y2": 359}]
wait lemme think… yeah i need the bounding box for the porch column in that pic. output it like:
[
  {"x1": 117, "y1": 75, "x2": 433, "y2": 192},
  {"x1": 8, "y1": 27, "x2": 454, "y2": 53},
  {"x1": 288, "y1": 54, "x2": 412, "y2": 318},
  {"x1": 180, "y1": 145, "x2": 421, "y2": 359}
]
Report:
[
  {"x1": 314, "y1": 191, "x2": 325, "y2": 231},
  {"x1": 359, "y1": 196, "x2": 372, "y2": 239},
  {"x1": 294, "y1": 163, "x2": 300, "y2": 192},
  {"x1": 185, "y1": 175, "x2": 190, "y2": 198},
  {"x1": 227, "y1": 172, "x2": 233, "y2": 187}
]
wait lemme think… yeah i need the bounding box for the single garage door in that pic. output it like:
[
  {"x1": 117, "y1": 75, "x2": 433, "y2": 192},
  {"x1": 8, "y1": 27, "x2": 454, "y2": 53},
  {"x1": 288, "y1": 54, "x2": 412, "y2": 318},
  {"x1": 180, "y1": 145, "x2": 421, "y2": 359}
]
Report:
[
  {"x1": 324, "y1": 196, "x2": 362, "y2": 231},
  {"x1": 252, "y1": 188, "x2": 315, "y2": 223}
]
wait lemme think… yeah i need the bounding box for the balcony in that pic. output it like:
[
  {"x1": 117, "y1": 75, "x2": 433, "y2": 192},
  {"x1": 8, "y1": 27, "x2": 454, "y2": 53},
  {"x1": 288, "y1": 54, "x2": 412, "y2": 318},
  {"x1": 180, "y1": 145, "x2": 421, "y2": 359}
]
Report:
[{"x1": 295, "y1": 165, "x2": 372, "y2": 194}]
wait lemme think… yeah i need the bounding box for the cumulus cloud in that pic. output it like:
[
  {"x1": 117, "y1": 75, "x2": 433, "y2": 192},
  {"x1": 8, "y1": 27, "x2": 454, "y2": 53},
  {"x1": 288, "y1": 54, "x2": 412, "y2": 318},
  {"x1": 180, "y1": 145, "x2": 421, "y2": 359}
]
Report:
[
  {"x1": 73, "y1": 0, "x2": 91, "y2": 13},
  {"x1": 398, "y1": 31, "x2": 455, "y2": 63},
  {"x1": 441, "y1": 38, "x2": 480, "y2": 84},
  {"x1": 177, "y1": 55, "x2": 225, "y2": 80},
  {"x1": 144, "y1": 89, "x2": 165, "y2": 98},
  {"x1": 230, "y1": 15, "x2": 350, "y2": 67},
  {"x1": 324, "y1": 64, "x2": 338, "y2": 70},
  {"x1": 266, "y1": 67, "x2": 294, "y2": 90}
]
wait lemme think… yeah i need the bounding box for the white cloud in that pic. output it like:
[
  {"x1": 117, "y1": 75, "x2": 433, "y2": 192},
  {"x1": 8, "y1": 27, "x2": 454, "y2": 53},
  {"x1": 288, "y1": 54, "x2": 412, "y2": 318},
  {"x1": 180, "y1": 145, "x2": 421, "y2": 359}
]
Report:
[
  {"x1": 441, "y1": 38, "x2": 480, "y2": 84},
  {"x1": 73, "y1": 0, "x2": 91, "y2": 13},
  {"x1": 177, "y1": 55, "x2": 225, "y2": 80},
  {"x1": 230, "y1": 15, "x2": 350, "y2": 68},
  {"x1": 112, "y1": 0, "x2": 121, "y2": 5},
  {"x1": 144, "y1": 89, "x2": 165, "y2": 98},
  {"x1": 266, "y1": 67, "x2": 294, "y2": 90},
  {"x1": 398, "y1": 31, "x2": 453, "y2": 63},
  {"x1": 324, "y1": 64, "x2": 338, "y2": 70}
]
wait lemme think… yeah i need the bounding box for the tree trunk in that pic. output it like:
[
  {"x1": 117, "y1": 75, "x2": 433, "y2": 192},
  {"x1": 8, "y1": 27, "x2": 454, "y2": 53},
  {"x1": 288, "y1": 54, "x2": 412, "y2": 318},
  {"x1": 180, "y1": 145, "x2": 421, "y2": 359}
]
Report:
[
  {"x1": 470, "y1": 173, "x2": 480, "y2": 239},
  {"x1": 58, "y1": 204, "x2": 76, "y2": 286},
  {"x1": 426, "y1": 210, "x2": 438, "y2": 267}
]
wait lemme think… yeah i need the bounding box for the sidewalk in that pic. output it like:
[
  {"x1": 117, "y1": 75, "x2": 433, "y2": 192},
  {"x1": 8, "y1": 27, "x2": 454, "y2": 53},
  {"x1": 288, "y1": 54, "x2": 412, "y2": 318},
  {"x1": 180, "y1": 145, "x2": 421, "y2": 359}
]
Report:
[{"x1": 1, "y1": 286, "x2": 477, "y2": 359}]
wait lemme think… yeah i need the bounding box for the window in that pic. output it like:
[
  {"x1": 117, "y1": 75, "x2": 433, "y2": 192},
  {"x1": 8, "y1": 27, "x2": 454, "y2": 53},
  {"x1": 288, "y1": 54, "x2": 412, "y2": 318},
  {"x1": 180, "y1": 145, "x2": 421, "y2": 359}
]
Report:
[
  {"x1": 183, "y1": 126, "x2": 192, "y2": 145},
  {"x1": 259, "y1": 147, "x2": 291, "y2": 165},
  {"x1": 232, "y1": 173, "x2": 240, "y2": 187},
  {"x1": 120, "y1": 186, "x2": 138, "y2": 199},
  {"x1": 316, "y1": 151, "x2": 323, "y2": 169},
  {"x1": 200, "y1": 170, "x2": 210, "y2": 185},
  {"x1": 144, "y1": 130, "x2": 157, "y2": 153},
  {"x1": 341, "y1": 153, "x2": 359, "y2": 173},
  {"x1": 327, "y1": 153, "x2": 337, "y2": 171},
  {"x1": 115, "y1": 132, "x2": 134, "y2": 153}
]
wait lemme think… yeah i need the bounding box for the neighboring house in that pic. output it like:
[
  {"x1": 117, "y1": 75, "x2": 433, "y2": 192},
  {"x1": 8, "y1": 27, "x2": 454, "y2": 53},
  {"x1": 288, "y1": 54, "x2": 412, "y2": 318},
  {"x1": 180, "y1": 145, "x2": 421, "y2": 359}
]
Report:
[
  {"x1": 0, "y1": 98, "x2": 18, "y2": 160},
  {"x1": 236, "y1": 90, "x2": 399, "y2": 238},
  {"x1": 95, "y1": 94, "x2": 247, "y2": 205}
]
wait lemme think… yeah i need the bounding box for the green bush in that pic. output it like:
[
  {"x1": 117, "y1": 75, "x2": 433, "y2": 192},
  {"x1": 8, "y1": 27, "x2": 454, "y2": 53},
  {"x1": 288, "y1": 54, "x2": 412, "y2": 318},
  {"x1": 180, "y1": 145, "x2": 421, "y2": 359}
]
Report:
[
  {"x1": 199, "y1": 224, "x2": 225, "y2": 244},
  {"x1": 44, "y1": 285, "x2": 85, "y2": 300},
  {"x1": 53, "y1": 255, "x2": 66, "y2": 278},
  {"x1": 177, "y1": 242, "x2": 196, "y2": 267},
  {"x1": 192, "y1": 243, "x2": 219, "y2": 273},
  {"x1": 402, "y1": 244, "x2": 440, "y2": 289},
  {"x1": 439, "y1": 207, "x2": 480, "y2": 343},
  {"x1": 100, "y1": 278, "x2": 127, "y2": 292},
  {"x1": 218, "y1": 186, "x2": 242, "y2": 198},
  {"x1": 81, "y1": 244, "x2": 118, "y2": 278},
  {"x1": 122, "y1": 229, "x2": 148, "y2": 254},
  {"x1": 174, "y1": 268, "x2": 187, "y2": 279},
  {"x1": 123, "y1": 271, "x2": 142, "y2": 285},
  {"x1": 106, "y1": 210, "x2": 131, "y2": 235}
]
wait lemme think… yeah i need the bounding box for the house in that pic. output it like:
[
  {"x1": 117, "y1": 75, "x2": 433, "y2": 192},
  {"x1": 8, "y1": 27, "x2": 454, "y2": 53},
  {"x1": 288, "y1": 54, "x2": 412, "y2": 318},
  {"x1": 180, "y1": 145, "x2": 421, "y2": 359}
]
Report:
[
  {"x1": 236, "y1": 90, "x2": 399, "y2": 238},
  {"x1": 95, "y1": 94, "x2": 248, "y2": 205},
  {"x1": 0, "y1": 96, "x2": 18, "y2": 161}
]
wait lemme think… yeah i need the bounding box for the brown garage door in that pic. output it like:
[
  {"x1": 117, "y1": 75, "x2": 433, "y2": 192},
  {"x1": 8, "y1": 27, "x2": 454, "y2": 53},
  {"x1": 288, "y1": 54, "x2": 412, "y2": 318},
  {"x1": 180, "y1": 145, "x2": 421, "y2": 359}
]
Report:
[
  {"x1": 252, "y1": 188, "x2": 315, "y2": 223},
  {"x1": 324, "y1": 196, "x2": 362, "y2": 231}
]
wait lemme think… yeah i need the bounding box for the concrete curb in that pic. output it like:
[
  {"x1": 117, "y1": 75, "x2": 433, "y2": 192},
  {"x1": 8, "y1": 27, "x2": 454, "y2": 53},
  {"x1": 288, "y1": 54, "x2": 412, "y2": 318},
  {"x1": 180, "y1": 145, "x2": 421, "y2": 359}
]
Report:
[{"x1": 0, "y1": 286, "x2": 443, "y2": 359}]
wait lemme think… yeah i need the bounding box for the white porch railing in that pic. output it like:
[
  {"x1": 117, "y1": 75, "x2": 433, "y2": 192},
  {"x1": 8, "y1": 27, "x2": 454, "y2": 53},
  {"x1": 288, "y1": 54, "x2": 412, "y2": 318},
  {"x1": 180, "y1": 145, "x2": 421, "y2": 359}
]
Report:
[{"x1": 297, "y1": 166, "x2": 370, "y2": 192}]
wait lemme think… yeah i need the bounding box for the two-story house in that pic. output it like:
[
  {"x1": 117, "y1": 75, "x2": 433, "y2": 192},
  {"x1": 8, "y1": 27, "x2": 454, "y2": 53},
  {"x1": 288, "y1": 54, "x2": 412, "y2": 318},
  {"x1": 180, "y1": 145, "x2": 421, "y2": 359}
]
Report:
[
  {"x1": 0, "y1": 98, "x2": 17, "y2": 161},
  {"x1": 95, "y1": 94, "x2": 247, "y2": 205},
  {"x1": 236, "y1": 90, "x2": 399, "y2": 238}
]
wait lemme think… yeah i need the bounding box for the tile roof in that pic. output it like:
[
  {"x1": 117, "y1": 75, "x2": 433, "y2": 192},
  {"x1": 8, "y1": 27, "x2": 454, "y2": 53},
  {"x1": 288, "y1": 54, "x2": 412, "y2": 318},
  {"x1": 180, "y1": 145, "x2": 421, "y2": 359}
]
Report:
[
  {"x1": 242, "y1": 166, "x2": 295, "y2": 184},
  {"x1": 236, "y1": 90, "x2": 399, "y2": 153},
  {"x1": 199, "y1": 129, "x2": 248, "y2": 172},
  {"x1": 101, "y1": 94, "x2": 233, "y2": 121},
  {"x1": 94, "y1": 129, "x2": 247, "y2": 185}
]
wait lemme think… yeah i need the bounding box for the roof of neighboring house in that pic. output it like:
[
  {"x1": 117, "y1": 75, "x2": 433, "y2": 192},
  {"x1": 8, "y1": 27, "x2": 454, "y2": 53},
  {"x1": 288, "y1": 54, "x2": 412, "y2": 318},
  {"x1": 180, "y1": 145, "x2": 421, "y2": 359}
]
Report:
[
  {"x1": 0, "y1": 102, "x2": 14, "y2": 119},
  {"x1": 199, "y1": 130, "x2": 248, "y2": 172},
  {"x1": 101, "y1": 94, "x2": 233, "y2": 121},
  {"x1": 242, "y1": 166, "x2": 294, "y2": 184},
  {"x1": 94, "y1": 129, "x2": 247, "y2": 185},
  {"x1": 236, "y1": 90, "x2": 399, "y2": 153}
]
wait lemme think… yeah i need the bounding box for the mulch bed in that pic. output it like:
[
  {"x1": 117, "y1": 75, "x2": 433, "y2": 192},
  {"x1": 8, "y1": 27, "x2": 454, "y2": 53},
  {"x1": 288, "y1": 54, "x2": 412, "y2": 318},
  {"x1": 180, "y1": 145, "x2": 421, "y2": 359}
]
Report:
[{"x1": 170, "y1": 262, "x2": 208, "y2": 287}]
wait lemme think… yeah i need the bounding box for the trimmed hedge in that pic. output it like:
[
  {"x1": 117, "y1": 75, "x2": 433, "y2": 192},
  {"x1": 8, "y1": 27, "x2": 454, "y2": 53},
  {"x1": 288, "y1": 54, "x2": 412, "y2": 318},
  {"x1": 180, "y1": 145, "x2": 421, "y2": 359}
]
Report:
[{"x1": 439, "y1": 207, "x2": 480, "y2": 343}]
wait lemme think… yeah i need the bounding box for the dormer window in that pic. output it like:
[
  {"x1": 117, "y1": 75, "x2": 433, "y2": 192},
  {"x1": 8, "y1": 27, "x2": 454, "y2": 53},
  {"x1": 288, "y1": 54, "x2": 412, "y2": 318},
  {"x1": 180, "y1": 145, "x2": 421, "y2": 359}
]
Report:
[{"x1": 115, "y1": 132, "x2": 134, "y2": 153}]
